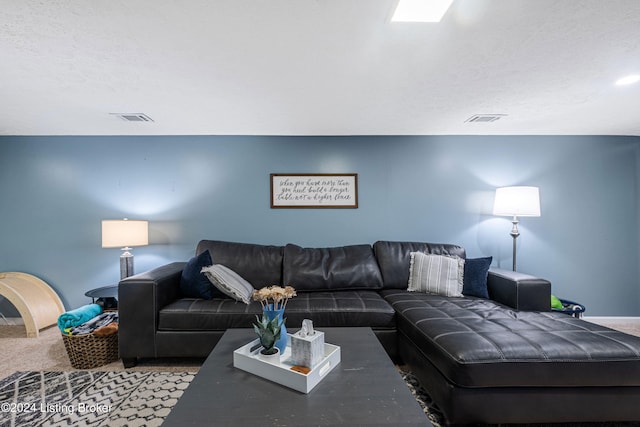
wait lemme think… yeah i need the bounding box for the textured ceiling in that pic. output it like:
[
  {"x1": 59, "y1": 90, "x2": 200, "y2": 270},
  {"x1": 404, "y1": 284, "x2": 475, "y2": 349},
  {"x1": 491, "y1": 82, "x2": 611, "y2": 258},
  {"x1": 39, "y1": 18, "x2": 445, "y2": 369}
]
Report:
[{"x1": 1, "y1": 0, "x2": 639, "y2": 136}]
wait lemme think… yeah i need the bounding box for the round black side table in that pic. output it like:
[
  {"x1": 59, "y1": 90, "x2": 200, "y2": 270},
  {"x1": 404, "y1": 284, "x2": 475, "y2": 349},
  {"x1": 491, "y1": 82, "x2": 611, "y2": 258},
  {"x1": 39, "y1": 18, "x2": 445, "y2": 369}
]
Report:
[{"x1": 85, "y1": 285, "x2": 118, "y2": 310}]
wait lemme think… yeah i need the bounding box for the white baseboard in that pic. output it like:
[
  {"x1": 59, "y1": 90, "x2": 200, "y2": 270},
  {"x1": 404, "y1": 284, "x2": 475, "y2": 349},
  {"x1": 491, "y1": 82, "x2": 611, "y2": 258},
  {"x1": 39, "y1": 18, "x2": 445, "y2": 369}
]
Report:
[{"x1": 584, "y1": 316, "x2": 640, "y2": 325}]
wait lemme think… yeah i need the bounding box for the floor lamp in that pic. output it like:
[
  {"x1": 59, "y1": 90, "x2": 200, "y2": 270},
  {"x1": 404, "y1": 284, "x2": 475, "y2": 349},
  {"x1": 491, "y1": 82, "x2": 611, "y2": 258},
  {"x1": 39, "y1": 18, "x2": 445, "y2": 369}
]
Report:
[
  {"x1": 102, "y1": 219, "x2": 149, "y2": 279},
  {"x1": 493, "y1": 186, "x2": 540, "y2": 271}
]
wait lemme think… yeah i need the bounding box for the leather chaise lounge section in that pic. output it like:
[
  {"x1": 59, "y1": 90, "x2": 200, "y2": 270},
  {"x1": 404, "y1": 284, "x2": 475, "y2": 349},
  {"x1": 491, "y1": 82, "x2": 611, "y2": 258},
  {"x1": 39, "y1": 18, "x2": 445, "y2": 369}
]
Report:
[{"x1": 118, "y1": 240, "x2": 640, "y2": 424}]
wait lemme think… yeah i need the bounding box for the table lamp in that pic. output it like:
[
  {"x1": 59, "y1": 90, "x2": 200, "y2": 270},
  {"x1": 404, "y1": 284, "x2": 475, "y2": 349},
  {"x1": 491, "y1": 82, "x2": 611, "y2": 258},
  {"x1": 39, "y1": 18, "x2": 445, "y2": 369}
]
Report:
[
  {"x1": 493, "y1": 186, "x2": 540, "y2": 271},
  {"x1": 102, "y1": 218, "x2": 149, "y2": 279}
]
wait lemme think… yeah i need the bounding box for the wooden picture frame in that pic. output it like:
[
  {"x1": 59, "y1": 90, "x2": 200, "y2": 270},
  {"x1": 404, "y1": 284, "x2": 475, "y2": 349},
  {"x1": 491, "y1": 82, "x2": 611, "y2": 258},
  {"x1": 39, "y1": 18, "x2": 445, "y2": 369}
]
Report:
[{"x1": 270, "y1": 174, "x2": 358, "y2": 209}]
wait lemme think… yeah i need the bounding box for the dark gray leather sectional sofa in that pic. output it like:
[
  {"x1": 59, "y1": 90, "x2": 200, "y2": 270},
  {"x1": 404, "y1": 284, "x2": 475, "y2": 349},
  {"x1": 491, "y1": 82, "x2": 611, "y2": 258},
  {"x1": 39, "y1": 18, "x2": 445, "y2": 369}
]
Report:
[{"x1": 118, "y1": 240, "x2": 640, "y2": 424}]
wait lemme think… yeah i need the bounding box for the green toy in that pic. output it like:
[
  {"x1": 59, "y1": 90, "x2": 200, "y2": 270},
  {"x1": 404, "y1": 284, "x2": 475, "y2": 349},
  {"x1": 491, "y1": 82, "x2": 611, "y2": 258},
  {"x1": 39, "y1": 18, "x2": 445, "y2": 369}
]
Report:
[{"x1": 551, "y1": 294, "x2": 563, "y2": 309}]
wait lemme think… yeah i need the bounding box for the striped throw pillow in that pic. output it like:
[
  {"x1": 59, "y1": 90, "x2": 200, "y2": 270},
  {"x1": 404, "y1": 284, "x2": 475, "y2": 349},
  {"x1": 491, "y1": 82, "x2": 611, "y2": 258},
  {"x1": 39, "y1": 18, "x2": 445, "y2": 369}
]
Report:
[
  {"x1": 201, "y1": 264, "x2": 254, "y2": 304},
  {"x1": 408, "y1": 252, "x2": 464, "y2": 297}
]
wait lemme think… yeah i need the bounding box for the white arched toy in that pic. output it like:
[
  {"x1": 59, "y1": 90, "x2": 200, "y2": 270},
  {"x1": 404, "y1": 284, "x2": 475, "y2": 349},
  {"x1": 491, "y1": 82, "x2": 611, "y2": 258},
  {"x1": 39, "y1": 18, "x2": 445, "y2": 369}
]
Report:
[{"x1": 0, "y1": 272, "x2": 65, "y2": 337}]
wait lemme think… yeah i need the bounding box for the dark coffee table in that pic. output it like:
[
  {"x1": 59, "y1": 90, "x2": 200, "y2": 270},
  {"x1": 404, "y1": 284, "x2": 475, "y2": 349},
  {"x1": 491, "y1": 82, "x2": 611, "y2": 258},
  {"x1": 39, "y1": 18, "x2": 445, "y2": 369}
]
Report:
[{"x1": 163, "y1": 327, "x2": 433, "y2": 426}]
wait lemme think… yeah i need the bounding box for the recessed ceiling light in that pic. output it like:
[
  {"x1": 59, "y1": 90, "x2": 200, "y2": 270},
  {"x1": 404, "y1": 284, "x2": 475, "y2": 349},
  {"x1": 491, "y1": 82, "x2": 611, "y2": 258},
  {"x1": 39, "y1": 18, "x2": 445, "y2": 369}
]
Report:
[
  {"x1": 615, "y1": 75, "x2": 640, "y2": 86},
  {"x1": 391, "y1": 0, "x2": 453, "y2": 23}
]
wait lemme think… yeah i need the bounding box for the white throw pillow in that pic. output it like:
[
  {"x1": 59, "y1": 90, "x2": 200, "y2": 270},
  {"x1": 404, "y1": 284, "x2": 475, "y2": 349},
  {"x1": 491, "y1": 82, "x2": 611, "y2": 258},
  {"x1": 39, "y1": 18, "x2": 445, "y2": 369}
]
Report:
[
  {"x1": 408, "y1": 252, "x2": 464, "y2": 297},
  {"x1": 201, "y1": 264, "x2": 254, "y2": 304}
]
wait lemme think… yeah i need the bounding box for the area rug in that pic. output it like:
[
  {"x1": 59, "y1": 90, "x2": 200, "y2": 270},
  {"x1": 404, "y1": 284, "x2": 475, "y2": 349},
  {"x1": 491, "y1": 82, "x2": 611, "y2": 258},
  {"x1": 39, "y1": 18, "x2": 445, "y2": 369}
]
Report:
[
  {"x1": 2, "y1": 370, "x2": 639, "y2": 427},
  {"x1": 0, "y1": 371, "x2": 194, "y2": 427}
]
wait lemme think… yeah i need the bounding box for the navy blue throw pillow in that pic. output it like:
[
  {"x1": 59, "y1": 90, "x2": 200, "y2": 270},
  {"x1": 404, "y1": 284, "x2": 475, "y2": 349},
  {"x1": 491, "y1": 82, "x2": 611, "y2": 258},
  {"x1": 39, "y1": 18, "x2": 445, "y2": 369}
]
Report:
[
  {"x1": 462, "y1": 257, "x2": 492, "y2": 299},
  {"x1": 180, "y1": 250, "x2": 218, "y2": 299}
]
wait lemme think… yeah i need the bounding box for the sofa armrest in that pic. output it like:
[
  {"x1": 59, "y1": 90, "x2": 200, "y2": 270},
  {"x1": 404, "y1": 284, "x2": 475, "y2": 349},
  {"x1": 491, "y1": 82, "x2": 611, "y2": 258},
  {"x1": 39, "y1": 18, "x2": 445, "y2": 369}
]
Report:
[
  {"x1": 118, "y1": 262, "x2": 186, "y2": 364},
  {"x1": 487, "y1": 268, "x2": 551, "y2": 311}
]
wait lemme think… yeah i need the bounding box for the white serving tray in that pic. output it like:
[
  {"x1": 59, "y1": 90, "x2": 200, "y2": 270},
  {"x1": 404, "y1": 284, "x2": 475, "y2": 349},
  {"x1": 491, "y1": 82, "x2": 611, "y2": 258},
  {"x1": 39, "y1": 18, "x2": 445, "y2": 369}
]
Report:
[{"x1": 233, "y1": 335, "x2": 341, "y2": 393}]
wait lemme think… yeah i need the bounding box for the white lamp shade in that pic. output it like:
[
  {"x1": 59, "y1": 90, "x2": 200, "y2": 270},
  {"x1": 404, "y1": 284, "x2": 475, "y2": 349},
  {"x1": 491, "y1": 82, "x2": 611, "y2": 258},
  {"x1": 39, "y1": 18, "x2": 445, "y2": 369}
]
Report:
[
  {"x1": 101, "y1": 219, "x2": 149, "y2": 248},
  {"x1": 493, "y1": 186, "x2": 541, "y2": 217},
  {"x1": 391, "y1": 0, "x2": 454, "y2": 22}
]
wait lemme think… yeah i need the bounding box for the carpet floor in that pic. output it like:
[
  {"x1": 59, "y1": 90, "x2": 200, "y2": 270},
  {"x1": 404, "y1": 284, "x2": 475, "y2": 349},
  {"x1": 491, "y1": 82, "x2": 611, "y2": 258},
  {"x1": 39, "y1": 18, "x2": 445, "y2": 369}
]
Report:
[{"x1": 0, "y1": 325, "x2": 202, "y2": 380}]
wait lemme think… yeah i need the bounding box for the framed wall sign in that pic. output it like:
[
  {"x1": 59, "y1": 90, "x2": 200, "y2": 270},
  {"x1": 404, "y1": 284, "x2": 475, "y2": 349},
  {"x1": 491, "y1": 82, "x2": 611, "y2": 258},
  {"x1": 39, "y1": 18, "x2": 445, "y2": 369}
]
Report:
[{"x1": 270, "y1": 174, "x2": 358, "y2": 208}]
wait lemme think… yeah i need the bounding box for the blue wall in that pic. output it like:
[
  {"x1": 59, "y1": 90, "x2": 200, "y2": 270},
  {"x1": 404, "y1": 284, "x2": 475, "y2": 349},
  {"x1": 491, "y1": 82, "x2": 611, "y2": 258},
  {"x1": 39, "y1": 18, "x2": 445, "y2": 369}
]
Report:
[{"x1": 1, "y1": 135, "x2": 638, "y2": 315}]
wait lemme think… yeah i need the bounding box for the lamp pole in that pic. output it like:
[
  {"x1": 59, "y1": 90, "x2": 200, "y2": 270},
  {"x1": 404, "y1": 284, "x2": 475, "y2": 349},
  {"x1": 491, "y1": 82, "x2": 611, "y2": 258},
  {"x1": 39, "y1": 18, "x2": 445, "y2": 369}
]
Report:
[{"x1": 510, "y1": 215, "x2": 520, "y2": 271}]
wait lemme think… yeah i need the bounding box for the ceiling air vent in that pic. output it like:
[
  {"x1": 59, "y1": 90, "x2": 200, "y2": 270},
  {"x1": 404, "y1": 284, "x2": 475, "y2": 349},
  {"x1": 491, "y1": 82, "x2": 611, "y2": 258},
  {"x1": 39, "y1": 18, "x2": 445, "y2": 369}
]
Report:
[
  {"x1": 465, "y1": 114, "x2": 506, "y2": 123},
  {"x1": 111, "y1": 113, "x2": 154, "y2": 122}
]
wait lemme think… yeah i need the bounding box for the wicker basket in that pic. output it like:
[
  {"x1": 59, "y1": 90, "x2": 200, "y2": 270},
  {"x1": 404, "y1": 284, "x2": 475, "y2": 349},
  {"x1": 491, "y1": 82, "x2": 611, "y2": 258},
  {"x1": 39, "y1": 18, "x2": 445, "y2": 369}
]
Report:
[{"x1": 62, "y1": 332, "x2": 119, "y2": 369}]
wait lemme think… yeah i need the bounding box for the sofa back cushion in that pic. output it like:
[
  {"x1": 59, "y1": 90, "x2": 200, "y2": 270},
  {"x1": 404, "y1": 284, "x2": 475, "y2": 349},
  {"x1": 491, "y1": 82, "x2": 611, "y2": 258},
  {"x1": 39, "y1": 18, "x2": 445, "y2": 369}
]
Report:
[
  {"x1": 373, "y1": 241, "x2": 466, "y2": 289},
  {"x1": 196, "y1": 240, "x2": 283, "y2": 288},
  {"x1": 283, "y1": 244, "x2": 383, "y2": 291}
]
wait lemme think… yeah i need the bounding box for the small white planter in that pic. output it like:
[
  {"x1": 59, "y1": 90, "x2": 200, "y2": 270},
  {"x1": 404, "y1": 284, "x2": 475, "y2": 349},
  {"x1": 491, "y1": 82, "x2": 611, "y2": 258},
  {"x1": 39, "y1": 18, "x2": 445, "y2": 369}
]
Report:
[{"x1": 258, "y1": 347, "x2": 280, "y2": 364}]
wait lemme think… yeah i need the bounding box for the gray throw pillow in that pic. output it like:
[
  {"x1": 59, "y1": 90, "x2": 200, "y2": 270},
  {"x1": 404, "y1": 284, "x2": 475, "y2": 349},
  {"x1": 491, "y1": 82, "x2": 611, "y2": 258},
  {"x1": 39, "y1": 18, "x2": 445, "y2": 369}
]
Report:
[
  {"x1": 408, "y1": 252, "x2": 464, "y2": 297},
  {"x1": 201, "y1": 264, "x2": 254, "y2": 304}
]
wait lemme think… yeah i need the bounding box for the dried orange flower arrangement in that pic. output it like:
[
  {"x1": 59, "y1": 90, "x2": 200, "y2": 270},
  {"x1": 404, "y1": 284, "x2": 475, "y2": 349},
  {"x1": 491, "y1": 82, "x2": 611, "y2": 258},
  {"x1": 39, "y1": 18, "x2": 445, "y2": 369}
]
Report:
[{"x1": 252, "y1": 285, "x2": 297, "y2": 310}]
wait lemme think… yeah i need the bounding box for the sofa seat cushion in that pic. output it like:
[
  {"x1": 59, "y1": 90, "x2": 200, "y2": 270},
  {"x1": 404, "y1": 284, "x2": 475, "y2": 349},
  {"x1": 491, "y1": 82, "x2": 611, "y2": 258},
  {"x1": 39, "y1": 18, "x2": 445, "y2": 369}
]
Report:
[
  {"x1": 285, "y1": 291, "x2": 395, "y2": 329},
  {"x1": 382, "y1": 289, "x2": 640, "y2": 388},
  {"x1": 158, "y1": 291, "x2": 396, "y2": 332},
  {"x1": 159, "y1": 298, "x2": 261, "y2": 331}
]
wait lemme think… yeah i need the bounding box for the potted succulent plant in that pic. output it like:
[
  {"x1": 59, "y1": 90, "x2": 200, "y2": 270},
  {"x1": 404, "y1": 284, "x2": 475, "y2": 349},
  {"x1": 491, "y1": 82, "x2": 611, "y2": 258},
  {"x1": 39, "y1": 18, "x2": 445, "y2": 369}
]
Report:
[{"x1": 253, "y1": 313, "x2": 284, "y2": 361}]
